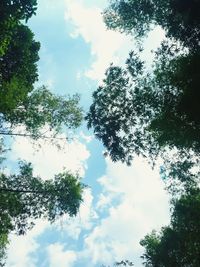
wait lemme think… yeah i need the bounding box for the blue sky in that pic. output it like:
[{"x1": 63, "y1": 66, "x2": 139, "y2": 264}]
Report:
[{"x1": 6, "y1": 1, "x2": 170, "y2": 266}]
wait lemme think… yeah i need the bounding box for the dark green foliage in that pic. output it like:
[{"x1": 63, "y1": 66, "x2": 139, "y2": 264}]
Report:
[
  {"x1": 97, "y1": 2, "x2": 200, "y2": 266},
  {"x1": 0, "y1": 234, "x2": 8, "y2": 267},
  {"x1": 0, "y1": 0, "x2": 37, "y2": 22},
  {"x1": 87, "y1": 64, "x2": 139, "y2": 164},
  {"x1": 141, "y1": 189, "x2": 200, "y2": 267},
  {"x1": 104, "y1": 0, "x2": 200, "y2": 50},
  {"x1": 148, "y1": 49, "x2": 200, "y2": 154},
  {"x1": 104, "y1": 0, "x2": 155, "y2": 38},
  {"x1": 87, "y1": 46, "x2": 200, "y2": 164},
  {"x1": 98, "y1": 2, "x2": 200, "y2": 165},
  {"x1": 0, "y1": 1, "x2": 41, "y2": 125},
  {"x1": 0, "y1": 0, "x2": 37, "y2": 56},
  {"x1": 0, "y1": 24, "x2": 40, "y2": 85},
  {"x1": 0, "y1": 24, "x2": 40, "y2": 115},
  {"x1": 0, "y1": 162, "x2": 84, "y2": 235},
  {"x1": 87, "y1": 57, "x2": 158, "y2": 164},
  {"x1": 160, "y1": 153, "x2": 200, "y2": 196}
]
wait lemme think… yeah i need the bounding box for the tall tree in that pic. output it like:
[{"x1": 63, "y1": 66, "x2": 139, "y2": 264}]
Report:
[
  {"x1": 0, "y1": 2, "x2": 85, "y2": 265},
  {"x1": 86, "y1": 53, "x2": 200, "y2": 164},
  {"x1": 87, "y1": 0, "x2": 200, "y2": 165},
  {"x1": 0, "y1": 162, "x2": 85, "y2": 236},
  {"x1": 0, "y1": 1, "x2": 83, "y2": 141},
  {"x1": 140, "y1": 189, "x2": 200, "y2": 267}
]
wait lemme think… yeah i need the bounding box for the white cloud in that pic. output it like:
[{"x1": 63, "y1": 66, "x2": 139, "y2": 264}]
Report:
[
  {"x1": 65, "y1": 0, "x2": 133, "y2": 82},
  {"x1": 141, "y1": 26, "x2": 165, "y2": 66},
  {"x1": 83, "y1": 157, "x2": 170, "y2": 266},
  {"x1": 6, "y1": 132, "x2": 91, "y2": 265},
  {"x1": 80, "y1": 131, "x2": 93, "y2": 143},
  {"x1": 7, "y1": 220, "x2": 49, "y2": 267},
  {"x1": 96, "y1": 192, "x2": 112, "y2": 211},
  {"x1": 64, "y1": 1, "x2": 165, "y2": 83},
  {"x1": 47, "y1": 243, "x2": 77, "y2": 267},
  {"x1": 55, "y1": 188, "x2": 98, "y2": 240},
  {"x1": 10, "y1": 133, "x2": 90, "y2": 179}
]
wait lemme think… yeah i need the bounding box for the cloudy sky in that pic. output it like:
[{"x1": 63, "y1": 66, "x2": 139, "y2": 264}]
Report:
[{"x1": 6, "y1": 0, "x2": 170, "y2": 266}]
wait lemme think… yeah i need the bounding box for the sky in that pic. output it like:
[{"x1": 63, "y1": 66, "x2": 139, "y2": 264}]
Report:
[{"x1": 5, "y1": 1, "x2": 170, "y2": 266}]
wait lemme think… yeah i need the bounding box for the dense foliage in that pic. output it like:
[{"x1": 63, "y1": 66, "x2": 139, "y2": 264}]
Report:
[
  {"x1": 141, "y1": 189, "x2": 200, "y2": 266},
  {"x1": 0, "y1": 24, "x2": 40, "y2": 116},
  {"x1": 86, "y1": 52, "x2": 200, "y2": 164},
  {"x1": 87, "y1": 0, "x2": 200, "y2": 165},
  {"x1": 0, "y1": 0, "x2": 37, "y2": 56}
]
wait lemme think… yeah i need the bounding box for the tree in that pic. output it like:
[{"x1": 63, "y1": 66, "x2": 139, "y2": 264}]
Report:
[
  {"x1": 86, "y1": 21, "x2": 200, "y2": 165},
  {"x1": 104, "y1": 0, "x2": 200, "y2": 51},
  {"x1": 160, "y1": 154, "x2": 200, "y2": 197},
  {"x1": 149, "y1": 44, "x2": 200, "y2": 151},
  {"x1": 140, "y1": 189, "x2": 200, "y2": 266},
  {"x1": 0, "y1": 23, "x2": 83, "y2": 142},
  {"x1": 0, "y1": 1, "x2": 83, "y2": 141},
  {"x1": 87, "y1": 0, "x2": 200, "y2": 164},
  {"x1": 0, "y1": 24, "x2": 40, "y2": 115},
  {"x1": 0, "y1": 1, "x2": 85, "y2": 264},
  {"x1": 0, "y1": 162, "x2": 85, "y2": 236},
  {"x1": 97, "y1": 3, "x2": 200, "y2": 266},
  {"x1": 0, "y1": 86, "x2": 83, "y2": 140},
  {"x1": 0, "y1": 0, "x2": 37, "y2": 23},
  {"x1": 0, "y1": 0, "x2": 37, "y2": 56},
  {"x1": 86, "y1": 61, "x2": 151, "y2": 165}
]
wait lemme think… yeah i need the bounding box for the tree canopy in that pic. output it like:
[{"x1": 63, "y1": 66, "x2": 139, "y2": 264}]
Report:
[
  {"x1": 0, "y1": 24, "x2": 40, "y2": 116},
  {"x1": 86, "y1": 52, "x2": 200, "y2": 164},
  {"x1": 0, "y1": 1, "x2": 85, "y2": 264},
  {"x1": 140, "y1": 189, "x2": 200, "y2": 267},
  {"x1": 0, "y1": 162, "x2": 84, "y2": 236},
  {"x1": 0, "y1": 0, "x2": 37, "y2": 56},
  {"x1": 87, "y1": 1, "x2": 200, "y2": 165},
  {"x1": 87, "y1": 3, "x2": 200, "y2": 265},
  {"x1": 104, "y1": 0, "x2": 200, "y2": 51},
  {"x1": 0, "y1": 2, "x2": 83, "y2": 141},
  {"x1": 1, "y1": 0, "x2": 200, "y2": 266}
]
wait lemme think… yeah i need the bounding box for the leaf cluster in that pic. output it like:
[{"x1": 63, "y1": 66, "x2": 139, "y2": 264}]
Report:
[
  {"x1": 104, "y1": 0, "x2": 200, "y2": 51},
  {"x1": 141, "y1": 189, "x2": 200, "y2": 266},
  {"x1": 0, "y1": 0, "x2": 37, "y2": 56},
  {"x1": 0, "y1": 162, "x2": 85, "y2": 235}
]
